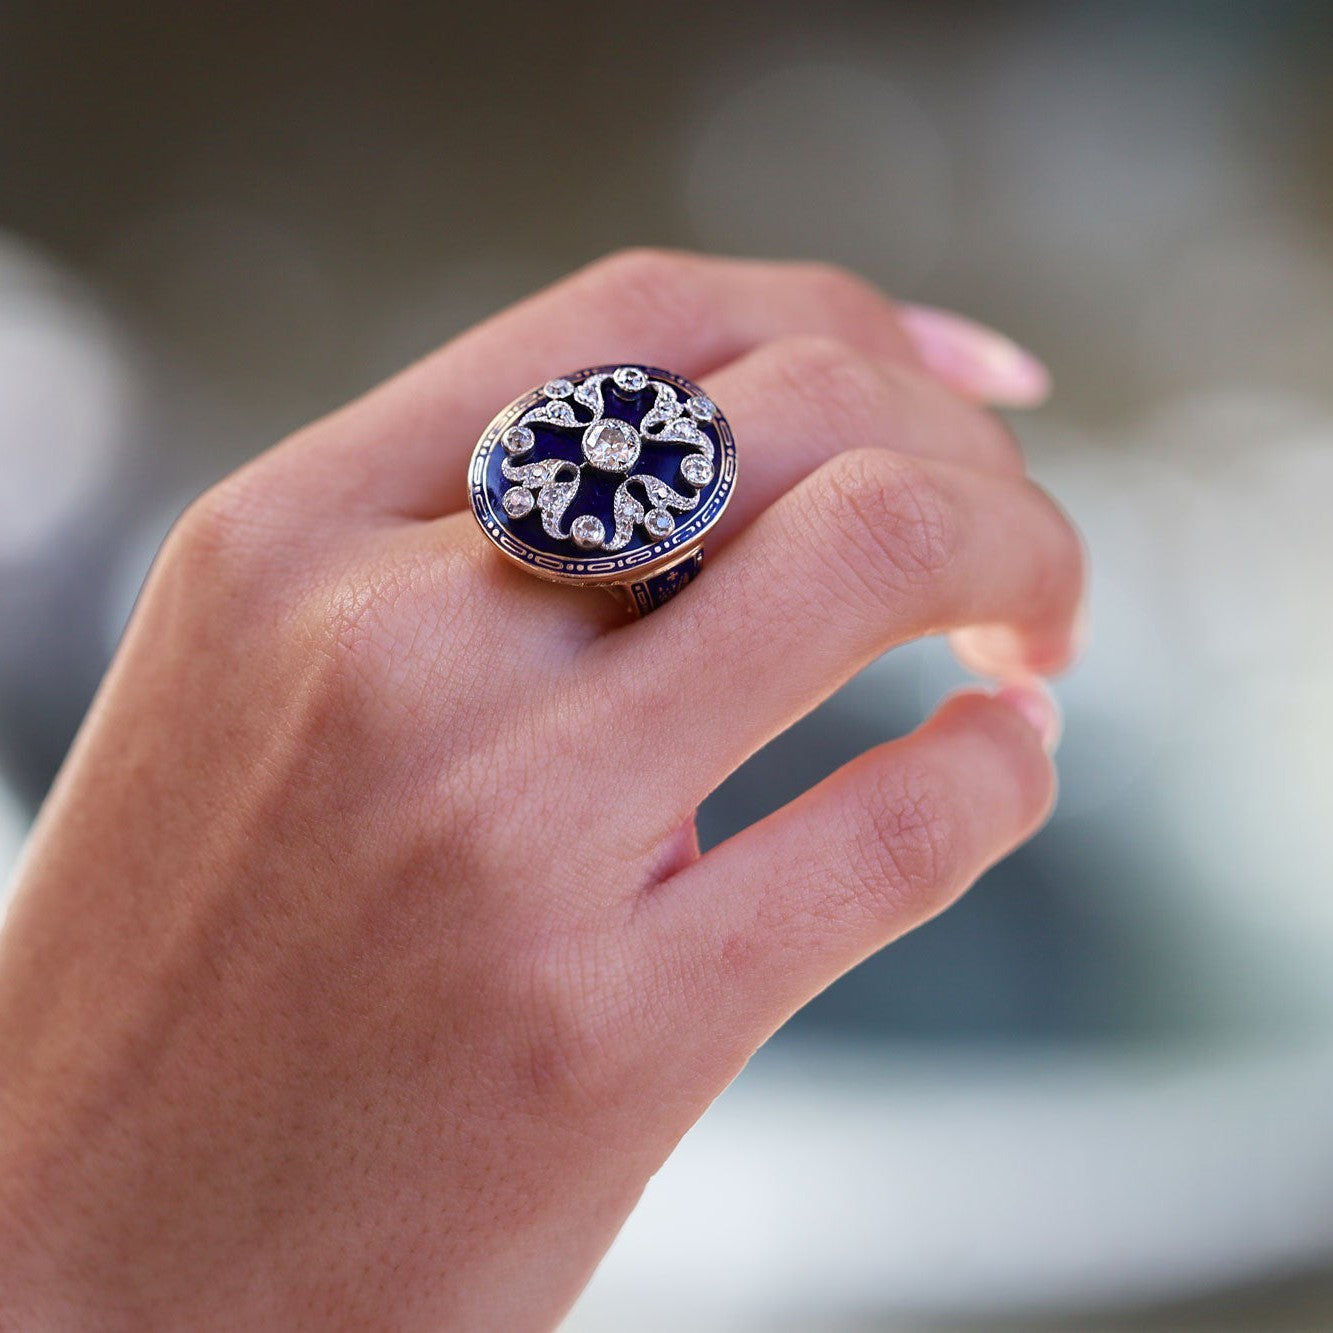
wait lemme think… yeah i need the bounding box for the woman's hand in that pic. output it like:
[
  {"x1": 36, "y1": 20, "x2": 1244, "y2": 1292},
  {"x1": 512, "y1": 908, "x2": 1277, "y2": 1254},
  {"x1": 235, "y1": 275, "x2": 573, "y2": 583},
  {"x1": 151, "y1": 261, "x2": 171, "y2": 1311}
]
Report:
[{"x1": 0, "y1": 250, "x2": 1082, "y2": 1330}]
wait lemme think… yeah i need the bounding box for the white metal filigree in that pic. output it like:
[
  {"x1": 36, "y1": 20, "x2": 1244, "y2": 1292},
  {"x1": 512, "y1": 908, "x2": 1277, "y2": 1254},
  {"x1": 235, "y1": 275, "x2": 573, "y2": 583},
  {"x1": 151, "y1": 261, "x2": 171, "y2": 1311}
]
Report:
[{"x1": 500, "y1": 367, "x2": 714, "y2": 551}]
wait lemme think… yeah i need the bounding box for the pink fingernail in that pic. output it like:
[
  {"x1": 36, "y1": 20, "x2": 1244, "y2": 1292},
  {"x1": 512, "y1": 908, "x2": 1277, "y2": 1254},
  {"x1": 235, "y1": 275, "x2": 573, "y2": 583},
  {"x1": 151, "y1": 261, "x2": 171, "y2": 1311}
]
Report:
[
  {"x1": 900, "y1": 304, "x2": 1052, "y2": 407},
  {"x1": 994, "y1": 682, "x2": 1062, "y2": 755}
]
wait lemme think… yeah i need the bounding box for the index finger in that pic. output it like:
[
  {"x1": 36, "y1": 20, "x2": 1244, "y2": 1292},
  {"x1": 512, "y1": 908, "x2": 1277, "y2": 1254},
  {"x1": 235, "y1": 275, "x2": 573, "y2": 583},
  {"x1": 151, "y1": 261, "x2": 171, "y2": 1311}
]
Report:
[{"x1": 264, "y1": 249, "x2": 922, "y2": 515}]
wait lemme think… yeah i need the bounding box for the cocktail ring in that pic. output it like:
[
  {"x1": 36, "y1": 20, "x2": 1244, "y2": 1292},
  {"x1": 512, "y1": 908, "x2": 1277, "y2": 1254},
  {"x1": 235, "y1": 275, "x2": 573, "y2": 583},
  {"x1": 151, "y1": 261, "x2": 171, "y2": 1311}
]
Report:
[{"x1": 468, "y1": 364, "x2": 737, "y2": 615}]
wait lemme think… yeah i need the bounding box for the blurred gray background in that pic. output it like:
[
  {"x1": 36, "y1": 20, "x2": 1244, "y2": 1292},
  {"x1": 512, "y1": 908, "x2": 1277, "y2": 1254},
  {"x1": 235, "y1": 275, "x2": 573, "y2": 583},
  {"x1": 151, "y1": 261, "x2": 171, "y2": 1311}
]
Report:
[{"x1": 2, "y1": 1, "x2": 1332, "y2": 1328}]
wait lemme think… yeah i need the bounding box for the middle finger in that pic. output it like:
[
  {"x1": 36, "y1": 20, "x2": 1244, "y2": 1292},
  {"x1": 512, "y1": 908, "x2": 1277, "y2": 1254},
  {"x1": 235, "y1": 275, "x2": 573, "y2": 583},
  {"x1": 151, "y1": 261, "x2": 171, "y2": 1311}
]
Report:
[{"x1": 697, "y1": 333, "x2": 1026, "y2": 552}]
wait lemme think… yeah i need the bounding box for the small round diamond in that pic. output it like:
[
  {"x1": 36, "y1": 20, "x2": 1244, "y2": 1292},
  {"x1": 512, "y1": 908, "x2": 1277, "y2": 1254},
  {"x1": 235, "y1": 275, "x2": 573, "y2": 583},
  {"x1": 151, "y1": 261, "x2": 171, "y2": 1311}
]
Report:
[
  {"x1": 685, "y1": 394, "x2": 715, "y2": 422},
  {"x1": 582, "y1": 418, "x2": 641, "y2": 472},
  {"x1": 543, "y1": 377, "x2": 574, "y2": 399},
  {"x1": 571, "y1": 514, "x2": 606, "y2": 549},
  {"x1": 502, "y1": 486, "x2": 534, "y2": 518},
  {"x1": 612, "y1": 365, "x2": 648, "y2": 393},
  {"x1": 680, "y1": 455, "x2": 713, "y2": 487},
  {"x1": 502, "y1": 425, "x2": 534, "y2": 456},
  {"x1": 644, "y1": 508, "x2": 675, "y2": 539}
]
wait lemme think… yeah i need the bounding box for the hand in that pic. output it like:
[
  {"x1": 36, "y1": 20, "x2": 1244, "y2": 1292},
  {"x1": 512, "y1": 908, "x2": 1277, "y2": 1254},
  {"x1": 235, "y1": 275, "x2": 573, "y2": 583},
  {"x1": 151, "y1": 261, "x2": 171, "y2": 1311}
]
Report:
[{"x1": 0, "y1": 250, "x2": 1083, "y2": 1330}]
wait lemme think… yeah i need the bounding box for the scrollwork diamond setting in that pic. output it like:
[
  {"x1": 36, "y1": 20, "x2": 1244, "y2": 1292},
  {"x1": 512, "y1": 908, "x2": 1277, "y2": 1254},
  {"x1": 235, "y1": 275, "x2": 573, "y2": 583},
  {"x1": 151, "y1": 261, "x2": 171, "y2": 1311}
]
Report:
[{"x1": 493, "y1": 365, "x2": 720, "y2": 553}]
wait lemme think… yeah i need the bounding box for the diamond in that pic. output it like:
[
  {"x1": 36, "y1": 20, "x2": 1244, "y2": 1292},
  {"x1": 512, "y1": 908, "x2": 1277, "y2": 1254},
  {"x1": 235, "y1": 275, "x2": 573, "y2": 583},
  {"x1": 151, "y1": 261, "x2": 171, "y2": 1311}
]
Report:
[
  {"x1": 681, "y1": 455, "x2": 713, "y2": 487},
  {"x1": 571, "y1": 514, "x2": 605, "y2": 549},
  {"x1": 612, "y1": 365, "x2": 648, "y2": 393},
  {"x1": 582, "y1": 418, "x2": 641, "y2": 472},
  {"x1": 644, "y1": 508, "x2": 675, "y2": 539},
  {"x1": 502, "y1": 486, "x2": 534, "y2": 518},
  {"x1": 503, "y1": 425, "x2": 534, "y2": 456},
  {"x1": 543, "y1": 377, "x2": 574, "y2": 399},
  {"x1": 685, "y1": 394, "x2": 715, "y2": 422},
  {"x1": 644, "y1": 507, "x2": 676, "y2": 538}
]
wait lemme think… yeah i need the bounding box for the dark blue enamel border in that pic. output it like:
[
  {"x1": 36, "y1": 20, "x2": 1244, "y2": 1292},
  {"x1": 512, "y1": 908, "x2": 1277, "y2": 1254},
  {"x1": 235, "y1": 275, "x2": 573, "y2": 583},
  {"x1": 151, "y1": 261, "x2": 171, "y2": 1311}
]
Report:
[{"x1": 468, "y1": 364, "x2": 737, "y2": 583}]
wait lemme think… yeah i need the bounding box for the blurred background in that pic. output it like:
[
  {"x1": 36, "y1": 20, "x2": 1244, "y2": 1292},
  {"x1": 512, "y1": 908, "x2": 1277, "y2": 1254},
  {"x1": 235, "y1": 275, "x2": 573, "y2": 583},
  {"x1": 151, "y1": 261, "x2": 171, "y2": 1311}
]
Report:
[{"x1": 2, "y1": 1, "x2": 1332, "y2": 1327}]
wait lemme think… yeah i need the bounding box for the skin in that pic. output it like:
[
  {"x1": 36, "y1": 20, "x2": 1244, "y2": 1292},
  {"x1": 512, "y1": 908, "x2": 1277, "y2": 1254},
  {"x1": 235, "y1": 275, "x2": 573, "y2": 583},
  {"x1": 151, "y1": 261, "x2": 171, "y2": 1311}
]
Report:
[{"x1": 0, "y1": 249, "x2": 1084, "y2": 1330}]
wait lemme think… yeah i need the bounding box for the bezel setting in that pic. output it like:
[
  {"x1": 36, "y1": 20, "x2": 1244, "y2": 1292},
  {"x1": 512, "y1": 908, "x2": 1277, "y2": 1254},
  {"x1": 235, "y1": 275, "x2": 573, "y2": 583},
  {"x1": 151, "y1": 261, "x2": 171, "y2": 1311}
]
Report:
[{"x1": 468, "y1": 364, "x2": 737, "y2": 589}]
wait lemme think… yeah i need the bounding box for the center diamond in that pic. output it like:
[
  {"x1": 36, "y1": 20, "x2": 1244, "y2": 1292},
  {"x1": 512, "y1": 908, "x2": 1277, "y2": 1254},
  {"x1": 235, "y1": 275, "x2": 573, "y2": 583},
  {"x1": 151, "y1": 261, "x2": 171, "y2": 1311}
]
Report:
[{"x1": 582, "y1": 418, "x2": 641, "y2": 473}]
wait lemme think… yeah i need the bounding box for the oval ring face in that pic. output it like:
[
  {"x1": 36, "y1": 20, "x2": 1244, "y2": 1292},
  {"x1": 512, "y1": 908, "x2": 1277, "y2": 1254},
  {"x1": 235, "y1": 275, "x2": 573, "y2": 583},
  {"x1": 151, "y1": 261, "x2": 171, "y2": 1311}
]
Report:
[{"x1": 468, "y1": 364, "x2": 737, "y2": 587}]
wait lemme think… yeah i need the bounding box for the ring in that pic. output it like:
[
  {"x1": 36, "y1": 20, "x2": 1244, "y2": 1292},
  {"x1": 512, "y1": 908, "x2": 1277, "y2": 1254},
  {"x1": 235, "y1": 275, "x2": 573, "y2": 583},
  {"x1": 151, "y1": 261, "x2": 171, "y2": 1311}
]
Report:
[{"x1": 468, "y1": 364, "x2": 737, "y2": 615}]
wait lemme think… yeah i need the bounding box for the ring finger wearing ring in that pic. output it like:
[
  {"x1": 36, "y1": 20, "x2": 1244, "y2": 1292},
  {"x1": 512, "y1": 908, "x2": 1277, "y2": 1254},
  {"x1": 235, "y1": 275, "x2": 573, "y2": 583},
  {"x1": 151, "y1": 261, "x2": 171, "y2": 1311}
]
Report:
[{"x1": 468, "y1": 364, "x2": 738, "y2": 615}]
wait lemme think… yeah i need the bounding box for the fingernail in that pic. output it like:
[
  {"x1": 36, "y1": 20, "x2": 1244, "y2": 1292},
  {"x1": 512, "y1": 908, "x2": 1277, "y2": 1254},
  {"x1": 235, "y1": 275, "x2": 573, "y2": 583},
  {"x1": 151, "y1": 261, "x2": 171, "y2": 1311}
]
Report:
[
  {"x1": 994, "y1": 682, "x2": 1062, "y2": 754},
  {"x1": 899, "y1": 304, "x2": 1052, "y2": 407}
]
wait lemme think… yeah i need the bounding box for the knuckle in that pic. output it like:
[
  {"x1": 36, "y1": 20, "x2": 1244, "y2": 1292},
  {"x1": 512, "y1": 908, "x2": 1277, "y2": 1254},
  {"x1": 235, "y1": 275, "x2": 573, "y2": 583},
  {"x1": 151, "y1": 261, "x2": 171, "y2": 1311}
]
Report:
[
  {"x1": 763, "y1": 338, "x2": 1029, "y2": 479},
  {"x1": 170, "y1": 478, "x2": 268, "y2": 564},
  {"x1": 161, "y1": 473, "x2": 294, "y2": 599},
  {"x1": 583, "y1": 246, "x2": 712, "y2": 332},
  {"x1": 764, "y1": 334, "x2": 887, "y2": 435},
  {"x1": 849, "y1": 760, "x2": 959, "y2": 916},
  {"x1": 792, "y1": 259, "x2": 886, "y2": 319},
  {"x1": 806, "y1": 449, "x2": 955, "y2": 598}
]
